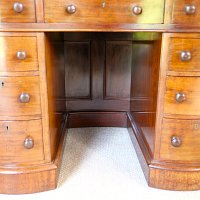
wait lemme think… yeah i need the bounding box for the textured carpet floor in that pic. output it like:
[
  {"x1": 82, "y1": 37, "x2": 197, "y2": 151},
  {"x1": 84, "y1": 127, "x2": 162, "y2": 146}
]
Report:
[{"x1": 1, "y1": 127, "x2": 200, "y2": 200}]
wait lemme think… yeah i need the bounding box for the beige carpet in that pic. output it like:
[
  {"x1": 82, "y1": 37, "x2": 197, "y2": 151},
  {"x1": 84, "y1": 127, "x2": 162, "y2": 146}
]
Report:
[{"x1": 1, "y1": 127, "x2": 200, "y2": 200}]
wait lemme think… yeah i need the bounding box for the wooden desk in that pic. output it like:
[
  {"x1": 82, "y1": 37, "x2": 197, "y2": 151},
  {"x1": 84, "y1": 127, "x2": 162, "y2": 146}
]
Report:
[{"x1": 0, "y1": 0, "x2": 200, "y2": 194}]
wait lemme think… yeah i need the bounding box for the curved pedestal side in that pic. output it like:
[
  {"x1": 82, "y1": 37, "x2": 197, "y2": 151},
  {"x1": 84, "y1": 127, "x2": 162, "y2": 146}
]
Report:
[
  {"x1": 149, "y1": 164, "x2": 200, "y2": 191},
  {"x1": 127, "y1": 113, "x2": 200, "y2": 191},
  {"x1": 0, "y1": 129, "x2": 66, "y2": 194}
]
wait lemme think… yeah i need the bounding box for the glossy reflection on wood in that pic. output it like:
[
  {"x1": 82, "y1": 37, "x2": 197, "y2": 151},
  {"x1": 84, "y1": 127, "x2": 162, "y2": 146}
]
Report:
[
  {"x1": 0, "y1": 119, "x2": 44, "y2": 164},
  {"x1": 0, "y1": 0, "x2": 36, "y2": 23},
  {"x1": 0, "y1": 36, "x2": 38, "y2": 72},
  {"x1": 44, "y1": 0, "x2": 165, "y2": 24},
  {"x1": 1, "y1": 0, "x2": 200, "y2": 194}
]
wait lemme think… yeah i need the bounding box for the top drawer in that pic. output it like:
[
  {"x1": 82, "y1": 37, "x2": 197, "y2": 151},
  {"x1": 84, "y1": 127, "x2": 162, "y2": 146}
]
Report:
[
  {"x1": 167, "y1": 0, "x2": 200, "y2": 24},
  {"x1": 44, "y1": 0, "x2": 164, "y2": 24},
  {"x1": 0, "y1": 0, "x2": 36, "y2": 23},
  {"x1": 0, "y1": 36, "x2": 38, "y2": 72},
  {"x1": 168, "y1": 37, "x2": 200, "y2": 72}
]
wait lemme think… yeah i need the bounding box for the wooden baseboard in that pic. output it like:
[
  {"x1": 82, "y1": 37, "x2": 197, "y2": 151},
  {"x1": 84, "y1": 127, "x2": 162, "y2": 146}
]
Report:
[{"x1": 68, "y1": 112, "x2": 128, "y2": 128}]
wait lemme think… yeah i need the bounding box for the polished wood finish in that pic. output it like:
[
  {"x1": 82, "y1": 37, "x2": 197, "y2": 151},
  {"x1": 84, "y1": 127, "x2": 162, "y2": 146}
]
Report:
[
  {"x1": 0, "y1": 76, "x2": 41, "y2": 118},
  {"x1": 68, "y1": 112, "x2": 127, "y2": 128},
  {"x1": 0, "y1": 119, "x2": 44, "y2": 164},
  {"x1": 164, "y1": 76, "x2": 200, "y2": 116},
  {"x1": 44, "y1": 0, "x2": 164, "y2": 24},
  {"x1": 44, "y1": 33, "x2": 66, "y2": 160},
  {"x1": 0, "y1": 36, "x2": 38, "y2": 72},
  {"x1": 167, "y1": 34, "x2": 200, "y2": 72},
  {"x1": 128, "y1": 112, "x2": 200, "y2": 191},
  {"x1": 165, "y1": 0, "x2": 200, "y2": 25},
  {"x1": 0, "y1": 0, "x2": 36, "y2": 23},
  {"x1": 55, "y1": 33, "x2": 132, "y2": 112},
  {"x1": 160, "y1": 118, "x2": 200, "y2": 162},
  {"x1": 0, "y1": 0, "x2": 200, "y2": 194}
]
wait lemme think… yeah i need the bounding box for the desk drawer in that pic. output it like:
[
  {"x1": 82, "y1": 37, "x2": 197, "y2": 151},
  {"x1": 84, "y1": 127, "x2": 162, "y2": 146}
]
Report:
[
  {"x1": 0, "y1": 76, "x2": 41, "y2": 118},
  {"x1": 0, "y1": 36, "x2": 38, "y2": 72},
  {"x1": 0, "y1": 1, "x2": 36, "y2": 23},
  {"x1": 170, "y1": 0, "x2": 200, "y2": 25},
  {"x1": 168, "y1": 37, "x2": 200, "y2": 72},
  {"x1": 164, "y1": 76, "x2": 200, "y2": 116},
  {"x1": 44, "y1": 0, "x2": 164, "y2": 24},
  {"x1": 0, "y1": 119, "x2": 44, "y2": 163},
  {"x1": 160, "y1": 118, "x2": 200, "y2": 162}
]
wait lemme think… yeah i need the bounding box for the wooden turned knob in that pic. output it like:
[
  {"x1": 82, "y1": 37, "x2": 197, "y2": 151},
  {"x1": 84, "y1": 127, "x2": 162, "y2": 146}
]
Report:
[
  {"x1": 13, "y1": 2, "x2": 24, "y2": 13},
  {"x1": 175, "y1": 92, "x2": 186, "y2": 103},
  {"x1": 66, "y1": 4, "x2": 76, "y2": 14},
  {"x1": 132, "y1": 6, "x2": 142, "y2": 15},
  {"x1": 180, "y1": 51, "x2": 192, "y2": 61},
  {"x1": 184, "y1": 5, "x2": 196, "y2": 14},
  {"x1": 17, "y1": 51, "x2": 27, "y2": 60},
  {"x1": 24, "y1": 136, "x2": 34, "y2": 149},
  {"x1": 19, "y1": 93, "x2": 30, "y2": 103},
  {"x1": 171, "y1": 136, "x2": 181, "y2": 147}
]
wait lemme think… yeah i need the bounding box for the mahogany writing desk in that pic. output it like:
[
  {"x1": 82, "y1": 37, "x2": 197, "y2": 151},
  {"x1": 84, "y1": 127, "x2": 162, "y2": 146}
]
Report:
[{"x1": 0, "y1": 0, "x2": 200, "y2": 194}]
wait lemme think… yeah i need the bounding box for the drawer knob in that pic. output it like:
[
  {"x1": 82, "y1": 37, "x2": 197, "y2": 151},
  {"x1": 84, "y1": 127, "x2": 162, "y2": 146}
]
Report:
[
  {"x1": 132, "y1": 6, "x2": 142, "y2": 15},
  {"x1": 66, "y1": 5, "x2": 76, "y2": 14},
  {"x1": 17, "y1": 51, "x2": 27, "y2": 60},
  {"x1": 184, "y1": 5, "x2": 196, "y2": 14},
  {"x1": 24, "y1": 136, "x2": 34, "y2": 149},
  {"x1": 180, "y1": 51, "x2": 192, "y2": 61},
  {"x1": 13, "y1": 2, "x2": 24, "y2": 13},
  {"x1": 175, "y1": 92, "x2": 186, "y2": 103},
  {"x1": 19, "y1": 93, "x2": 30, "y2": 103},
  {"x1": 171, "y1": 136, "x2": 182, "y2": 147}
]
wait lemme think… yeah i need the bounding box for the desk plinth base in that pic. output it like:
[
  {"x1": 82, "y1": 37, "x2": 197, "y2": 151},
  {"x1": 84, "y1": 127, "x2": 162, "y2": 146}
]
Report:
[
  {"x1": 127, "y1": 113, "x2": 200, "y2": 191},
  {"x1": 0, "y1": 123, "x2": 66, "y2": 194},
  {"x1": 1, "y1": 112, "x2": 200, "y2": 194}
]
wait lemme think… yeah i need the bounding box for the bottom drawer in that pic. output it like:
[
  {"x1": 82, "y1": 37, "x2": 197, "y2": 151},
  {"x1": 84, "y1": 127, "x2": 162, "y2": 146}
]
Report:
[
  {"x1": 160, "y1": 118, "x2": 200, "y2": 162},
  {"x1": 0, "y1": 119, "x2": 44, "y2": 164}
]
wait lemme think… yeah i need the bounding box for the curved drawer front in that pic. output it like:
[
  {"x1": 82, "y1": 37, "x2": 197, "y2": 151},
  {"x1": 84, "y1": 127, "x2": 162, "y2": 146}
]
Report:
[
  {"x1": 164, "y1": 76, "x2": 200, "y2": 116},
  {"x1": 0, "y1": 1, "x2": 36, "y2": 23},
  {"x1": 44, "y1": 0, "x2": 164, "y2": 23},
  {"x1": 0, "y1": 76, "x2": 41, "y2": 117},
  {"x1": 160, "y1": 118, "x2": 200, "y2": 162},
  {"x1": 170, "y1": 0, "x2": 200, "y2": 25},
  {"x1": 0, "y1": 120, "x2": 44, "y2": 164},
  {"x1": 168, "y1": 37, "x2": 200, "y2": 72},
  {"x1": 0, "y1": 36, "x2": 38, "y2": 72}
]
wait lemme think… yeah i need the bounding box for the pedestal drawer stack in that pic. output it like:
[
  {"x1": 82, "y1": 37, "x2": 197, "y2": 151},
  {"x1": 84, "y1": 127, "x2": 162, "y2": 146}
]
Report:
[
  {"x1": 158, "y1": 33, "x2": 200, "y2": 163},
  {"x1": 0, "y1": 33, "x2": 44, "y2": 164}
]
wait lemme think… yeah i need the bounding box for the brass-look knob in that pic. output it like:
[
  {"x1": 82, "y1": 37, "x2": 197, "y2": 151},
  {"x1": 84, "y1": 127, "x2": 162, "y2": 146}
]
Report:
[
  {"x1": 66, "y1": 4, "x2": 76, "y2": 14},
  {"x1": 184, "y1": 5, "x2": 196, "y2": 14},
  {"x1": 132, "y1": 6, "x2": 142, "y2": 15},
  {"x1": 13, "y1": 2, "x2": 24, "y2": 13},
  {"x1": 19, "y1": 93, "x2": 30, "y2": 103},
  {"x1": 175, "y1": 92, "x2": 186, "y2": 103},
  {"x1": 171, "y1": 136, "x2": 182, "y2": 147},
  {"x1": 180, "y1": 51, "x2": 192, "y2": 61},
  {"x1": 17, "y1": 51, "x2": 27, "y2": 60},
  {"x1": 24, "y1": 136, "x2": 34, "y2": 149}
]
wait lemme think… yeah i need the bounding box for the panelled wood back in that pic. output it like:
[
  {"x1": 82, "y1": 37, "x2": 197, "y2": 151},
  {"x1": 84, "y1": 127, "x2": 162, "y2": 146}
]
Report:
[{"x1": 62, "y1": 33, "x2": 133, "y2": 111}]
